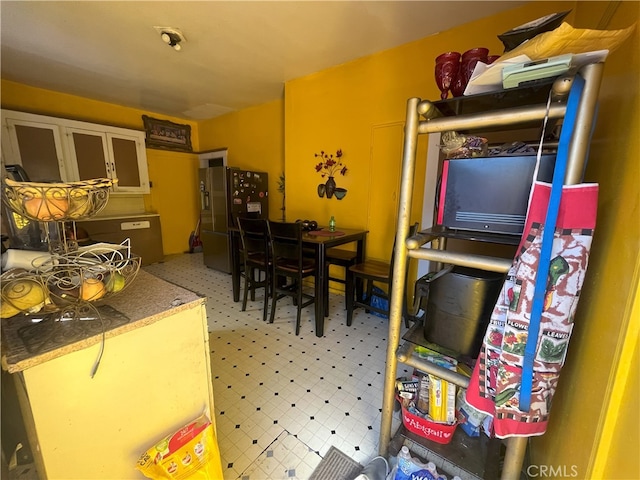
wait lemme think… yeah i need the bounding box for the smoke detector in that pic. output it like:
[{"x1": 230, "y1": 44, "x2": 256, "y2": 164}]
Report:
[{"x1": 153, "y1": 26, "x2": 186, "y2": 51}]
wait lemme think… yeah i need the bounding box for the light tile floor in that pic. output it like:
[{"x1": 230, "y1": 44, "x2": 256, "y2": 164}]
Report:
[{"x1": 144, "y1": 253, "x2": 407, "y2": 480}]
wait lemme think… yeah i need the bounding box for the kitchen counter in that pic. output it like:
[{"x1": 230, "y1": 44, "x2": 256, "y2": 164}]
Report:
[
  {"x1": 1, "y1": 269, "x2": 201, "y2": 373},
  {"x1": 0, "y1": 270, "x2": 220, "y2": 479}
]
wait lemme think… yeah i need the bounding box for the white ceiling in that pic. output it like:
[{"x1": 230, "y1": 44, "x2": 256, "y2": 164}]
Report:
[{"x1": 1, "y1": 1, "x2": 527, "y2": 120}]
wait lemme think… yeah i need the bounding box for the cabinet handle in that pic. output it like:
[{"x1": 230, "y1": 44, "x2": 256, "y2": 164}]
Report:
[{"x1": 121, "y1": 221, "x2": 150, "y2": 230}]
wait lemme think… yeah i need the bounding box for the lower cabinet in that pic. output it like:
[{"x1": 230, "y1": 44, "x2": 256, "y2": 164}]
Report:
[
  {"x1": 75, "y1": 214, "x2": 164, "y2": 265},
  {"x1": 2, "y1": 273, "x2": 218, "y2": 479}
]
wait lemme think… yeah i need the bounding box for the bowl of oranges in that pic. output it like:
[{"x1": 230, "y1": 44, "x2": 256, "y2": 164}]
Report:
[{"x1": 2, "y1": 177, "x2": 115, "y2": 222}]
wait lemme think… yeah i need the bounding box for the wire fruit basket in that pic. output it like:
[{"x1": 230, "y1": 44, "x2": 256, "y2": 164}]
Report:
[
  {"x1": 1, "y1": 177, "x2": 141, "y2": 321},
  {"x1": 1, "y1": 243, "x2": 141, "y2": 320},
  {"x1": 2, "y1": 177, "x2": 115, "y2": 222}
]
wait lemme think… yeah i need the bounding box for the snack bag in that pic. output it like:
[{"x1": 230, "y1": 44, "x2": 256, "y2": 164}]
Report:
[
  {"x1": 426, "y1": 355, "x2": 457, "y2": 424},
  {"x1": 136, "y1": 413, "x2": 223, "y2": 479},
  {"x1": 456, "y1": 389, "x2": 487, "y2": 438}
]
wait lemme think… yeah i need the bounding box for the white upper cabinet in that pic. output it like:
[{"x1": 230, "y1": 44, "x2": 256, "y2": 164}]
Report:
[
  {"x1": 2, "y1": 116, "x2": 70, "y2": 182},
  {"x1": 1, "y1": 110, "x2": 150, "y2": 194}
]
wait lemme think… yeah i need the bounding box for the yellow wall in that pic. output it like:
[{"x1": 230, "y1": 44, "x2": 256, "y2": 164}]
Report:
[
  {"x1": 600, "y1": 281, "x2": 639, "y2": 478},
  {"x1": 530, "y1": 2, "x2": 640, "y2": 477},
  {"x1": 198, "y1": 99, "x2": 285, "y2": 222},
  {"x1": 143, "y1": 148, "x2": 200, "y2": 255},
  {"x1": 0, "y1": 80, "x2": 200, "y2": 139},
  {"x1": 0, "y1": 79, "x2": 200, "y2": 255},
  {"x1": 283, "y1": 2, "x2": 573, "y2": 263}
]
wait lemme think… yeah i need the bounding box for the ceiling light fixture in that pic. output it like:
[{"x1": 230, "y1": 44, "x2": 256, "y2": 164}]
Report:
[{"x1": 153, "y1": 26, "x2": 185, "y2": 52}]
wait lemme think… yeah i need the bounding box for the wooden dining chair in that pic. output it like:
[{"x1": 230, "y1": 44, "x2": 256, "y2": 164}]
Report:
[
  {"x1": 237, "y1": 217, "x2": 271, "y2": 322},
  {"x1": 268, "y1": 221, "x2": 316, "y2": 335},
  {"x1": 325, "y1": 247, "x2": 358, "y2": 309},
  {"x1": 346, "y1": 223, "x2": 419, "y2": 327}
]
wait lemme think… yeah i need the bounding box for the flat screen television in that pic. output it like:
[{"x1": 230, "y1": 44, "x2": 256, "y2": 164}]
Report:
[{"x1": 436, "y1": 154, "x2": 556, "y2": 236}]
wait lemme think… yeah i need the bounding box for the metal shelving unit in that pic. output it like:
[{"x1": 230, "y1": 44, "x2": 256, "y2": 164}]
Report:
[{"x1": 380, "y1": 62, "x2": 604, "y2": 479}]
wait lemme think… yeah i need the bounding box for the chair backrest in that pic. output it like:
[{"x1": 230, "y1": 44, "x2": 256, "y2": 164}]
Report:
[
  {"x1": 267, "y1": 221, "x2": 304, "y2": 267},
  {"x1": 237, "y1": 217, "x2": 269, "y2": 263}
]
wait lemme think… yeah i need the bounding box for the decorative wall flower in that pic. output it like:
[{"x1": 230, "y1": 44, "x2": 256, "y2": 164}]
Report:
[
  {"x1": 314, "y1": 149, "x2": 347, "y2": 178},
  {"x1": 315, "y1": 149, "x2": 348, "y2": 200}
]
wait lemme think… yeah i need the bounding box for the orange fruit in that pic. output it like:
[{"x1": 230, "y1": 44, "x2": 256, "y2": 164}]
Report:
[
  {"x1": 80, "y1": 278, "x2": 106, "y2": 301},
  {"x1": 23, "y1": 196, "x2": 69, "y2": 221}
]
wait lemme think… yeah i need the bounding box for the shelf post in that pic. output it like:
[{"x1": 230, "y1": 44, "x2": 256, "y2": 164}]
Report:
[
  {"x1": 379, "y1": 97, "x2": 421, "y2": 457},
  {"x1": 502, "y1": 437, "x2": 529, "y2": 480},
  {"x1": 565, "y1": 62, "x2": 604, "y2": 185},
  {"x1": 382, "y1": 66, "x2": 603, "y2": 478}
]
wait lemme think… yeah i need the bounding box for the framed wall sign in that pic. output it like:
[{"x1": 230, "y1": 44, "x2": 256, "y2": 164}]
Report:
[{"x1": 142, "y1": 115, "x2": 192, "y2": 152}]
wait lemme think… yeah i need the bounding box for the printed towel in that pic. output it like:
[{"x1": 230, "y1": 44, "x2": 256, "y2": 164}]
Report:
[{"x1": 465, "y1": 181, "x2": 598, "y2": 438}]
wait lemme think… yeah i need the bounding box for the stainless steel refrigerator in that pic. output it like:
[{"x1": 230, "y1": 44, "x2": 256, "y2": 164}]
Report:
[{"x1": 199, "y1": 166, "x2": 269, "y2": 273}]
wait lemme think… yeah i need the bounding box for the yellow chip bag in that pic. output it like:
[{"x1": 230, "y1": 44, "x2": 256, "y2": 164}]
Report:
[{"x1": 136, "y1": 413, "x2": 223, "y2": 479}]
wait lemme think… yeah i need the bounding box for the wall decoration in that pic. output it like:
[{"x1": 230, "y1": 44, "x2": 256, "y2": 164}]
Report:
[
  {"x1": 142, "y1": 115, "x2": 192, "y2": 152},
  {"x1": 277, "y1": 172, "x2": 286, "y2": 221},
  {"x1": 314, "y1": 149, "x2": 348, "y2": 199}
]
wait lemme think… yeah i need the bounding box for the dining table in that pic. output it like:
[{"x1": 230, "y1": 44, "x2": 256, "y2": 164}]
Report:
[{"x1": 229, "y1": 225, "x2": 368, "y2": 337}]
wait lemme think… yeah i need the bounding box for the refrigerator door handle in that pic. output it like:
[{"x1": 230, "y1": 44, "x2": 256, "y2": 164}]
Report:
[{"x1": 199, "y1": 180, "x2": 210, "y2": 210}]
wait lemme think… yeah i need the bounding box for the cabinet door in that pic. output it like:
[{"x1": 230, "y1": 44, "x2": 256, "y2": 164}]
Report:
[
  {"x1": 106, "y1": 132, "x2": 150, "y2": 194},
  {"x1": 2, "y1": 118, "x2": 69, "y2": 182},
  {"x1": 66, "y1": 127, "x2": 111, "y2": 181}
]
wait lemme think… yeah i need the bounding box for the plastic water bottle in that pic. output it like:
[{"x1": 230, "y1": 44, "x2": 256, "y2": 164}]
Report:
[
  {"x1": 329, "y1": 216, "x2": 336, "y2": 232},
  {"x1": 395, "y1": 445, "x2": 448, "y2": 480},
  {"x1": 395, "y1": 446, "x2": 415, "y2": 480}
]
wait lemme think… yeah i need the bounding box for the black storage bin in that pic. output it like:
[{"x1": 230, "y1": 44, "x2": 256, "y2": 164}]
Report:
[{"x1": 419, "y1": 266, "x2": 504, "y2": 357}]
